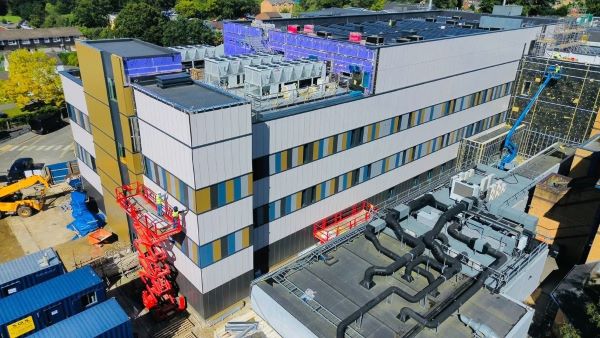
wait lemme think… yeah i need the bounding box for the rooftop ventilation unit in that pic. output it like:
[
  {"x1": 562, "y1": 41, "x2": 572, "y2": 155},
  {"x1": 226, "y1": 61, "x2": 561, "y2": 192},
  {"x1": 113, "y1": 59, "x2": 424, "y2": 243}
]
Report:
[
  {"x1": 156, "y1": 73, "x2": 193, "y2": 89},
  {"x1": 452, "y1": 15, "x2": 462, "y2": 20},
  {"x1": 366, "y1": 35, "x2": 384, "y2": 45},
  {"x1": 316, "y1": 31, "x2": 332, "y2": 38},
  {"x1": 407, "y1": 35, "x2": 423, "y2": 41},
  {"x1": 395, "y1": 37, "x2": 412, "y2": 43},
  {"x1": 425, "y1": 17, "x2": 436, "y2": 22},
  {"x1": 402, "y1": 29, "x2": 417, "y2": 35}
]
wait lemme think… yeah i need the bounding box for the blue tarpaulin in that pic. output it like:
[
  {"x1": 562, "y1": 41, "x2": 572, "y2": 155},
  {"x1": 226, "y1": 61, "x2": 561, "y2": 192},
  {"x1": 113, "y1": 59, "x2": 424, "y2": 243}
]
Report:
[{"x1": 66, "y1": 191, "x2": 105, "y2": 238}]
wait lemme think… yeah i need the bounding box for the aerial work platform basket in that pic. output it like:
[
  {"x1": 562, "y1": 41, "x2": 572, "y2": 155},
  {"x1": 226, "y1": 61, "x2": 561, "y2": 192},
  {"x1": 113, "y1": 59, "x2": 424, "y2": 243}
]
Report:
[
  {"x1": 115, "y1": 182, "x2": 185, "y2": 319},
  {"x1": 313, "y1": 201, "x2": 375, "y2": 243}
]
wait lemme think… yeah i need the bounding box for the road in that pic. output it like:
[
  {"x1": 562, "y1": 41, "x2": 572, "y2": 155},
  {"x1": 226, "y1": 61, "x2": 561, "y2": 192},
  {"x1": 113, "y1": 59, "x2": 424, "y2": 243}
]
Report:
[{"x1": 0, "y1": 124, "x2": 75, "y2": 172}]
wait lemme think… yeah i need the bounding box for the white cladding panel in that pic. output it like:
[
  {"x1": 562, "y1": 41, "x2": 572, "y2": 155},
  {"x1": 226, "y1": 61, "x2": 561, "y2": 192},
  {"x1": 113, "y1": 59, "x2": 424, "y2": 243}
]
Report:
[
  {"x1": 134, "y1": 89, "x2": 192, "y2": 146},
  {"x1": 252, "y1": 62, "x2": 517, "y2": 157},
  {"x1": 189, "y1": 104, "x2": 252, "y2": 147},
  {"x1": 253, "y1": 143, "x2": 459, "y2": 249},
  {"x1": 196, "y1": 196, "x2": 253, "y2": 245},
  {"x1": 70, "y1": 121, "x2": 95, "y2": 157},
  {"x1": 77, "y1": 159, "x2": 102, "y2": 195},
  {"x1": 139, "y1": 119, "x2": 195, "y2": 187},
  {"x1": 193, "y1": 135, "x2": 253, "y2": 188},
  {"x1": 172, "y1": 245, "x2": 205, "y2": 293},
  {"x1": 253, "y1": 96, "x2": 508, "y2": 206},
  {"x1": 61, "y1": 75, "x2": 88, "y2": 115},
  {"x1": 201, "y1": 246, "x2": 253, "y2": 292},
  {"x1": 375, "y1": 27, "x2": 541, "y2": 93}
]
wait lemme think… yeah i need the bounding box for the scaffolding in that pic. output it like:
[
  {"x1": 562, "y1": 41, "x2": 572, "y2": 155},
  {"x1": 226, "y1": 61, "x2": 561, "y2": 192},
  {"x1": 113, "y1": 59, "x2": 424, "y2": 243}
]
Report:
[
  {"x1": 457, "y1": 124, "x2": 526, "y2": 169},
  {"x1": 115, "y1": 182, "x2": 186, "y2": 319},
  {"x1": 532, "y1": 18, "x2": 588, "y2": 56}
]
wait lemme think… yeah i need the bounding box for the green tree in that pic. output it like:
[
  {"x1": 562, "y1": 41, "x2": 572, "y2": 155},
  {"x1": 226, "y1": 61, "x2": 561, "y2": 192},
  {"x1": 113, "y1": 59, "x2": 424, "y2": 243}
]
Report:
[
  {"x1": 0, "y1": 0, "x2": 8, "y2": 16},
  {"x1": 73, "y1": 0, "x2": 112, "y2": 28},
  {"x1": 478, "y1": 0, "x2": 499, "y2": 13},
  {"x1": 8, "y1": 0, "x2": 46, "y2": 26},
  {"x1": 433, "y1": 0, "x2": 458, "y2": 9},
  {"x1": 202, "y1": 0, "x2": 258, "y2": 19},
  {"x1": 559, "y1": 323, "x2": 581, "y2": 338},
  {"x1": 114, "y1": 1, "x2": 166, "y2": 44},
  {"x1": 587, "y1": 0, "x2": 600, "y2": 16},
  {"x1": 80, "y1": 26, "x2": 116, "y2": 39},
  {"x1": 55, "y1": 0, "x2": 76, "y2": 14},
  {"x1": 370, "y1": 0, "x2": 386, "y2": 10},
  {"x1": 161, "y1": 17, "x2": 215, "y2": 46},
  {"x1": 175, "y1": 0, "x2": 202, "y2": 18},
  {"x1": 2, "y1": 50, "x2": 64, "y2": 108},
  {"x1": 58, "y1": 51, "x2": 79, "y2": 66}
]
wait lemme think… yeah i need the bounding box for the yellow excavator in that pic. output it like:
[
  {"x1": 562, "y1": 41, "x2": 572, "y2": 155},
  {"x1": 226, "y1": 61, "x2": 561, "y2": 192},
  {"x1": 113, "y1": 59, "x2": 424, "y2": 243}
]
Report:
[{"x1": 0, "y1": 175, "x2": 50, "y2": 218}]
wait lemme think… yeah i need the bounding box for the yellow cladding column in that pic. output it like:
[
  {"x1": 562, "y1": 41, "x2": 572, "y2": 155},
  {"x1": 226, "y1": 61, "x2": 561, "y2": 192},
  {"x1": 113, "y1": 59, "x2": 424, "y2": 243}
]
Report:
[
  {"x1": 110, "y1": 54, "x2": 144, "y2": 184},
  {"x1": 76, "y1": 41, "x2": 130, "y2": 243}
]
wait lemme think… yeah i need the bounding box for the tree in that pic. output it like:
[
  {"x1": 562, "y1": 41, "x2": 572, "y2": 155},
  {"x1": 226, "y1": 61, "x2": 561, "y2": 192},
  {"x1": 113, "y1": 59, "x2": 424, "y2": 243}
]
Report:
[
  {"x1": 55, "y1": 0, "x2": 76, "y2": 14},
  {"x1": 478, "y1": 0, "x2": 499, "y2": 13},
  {"x1": 0, "y1": 0, "x2": 8, "y2": 16},
  {"x1": 200, "y1": 0, "x2": 258, "y2": 19},
  {"x1": 175, "y1": 0, "x2": 202, "y2": 18},
  {"x1": 114, "y1": 1, "x2": 166, "y2": 45},
  {"x1": 8, "y1": 0, "x2": 46, "y2": 26},
  {"x1": 161, "y1": 17, "x2": 215, "y2": 46},
  {"x1": 58, "y1": 51, "x2": 79, "y2": 66},
  {"x1": 587, "y1": 0, "x2": 600, "y2": 16},
  {"x1": 73, "y1": 0, "x2": 112, "y2": 28},
  {"x1": 2, "y1": 50, "x2": 64, "y2": 108},
  {"x1": 370, "y1": 0, "x2": 386, "y2": 10},
  {"x1": 433, "y1": 0, "x2": 458, "y2": 9},
  {"x1": 559, "y1": 323, "x2": 581, "y2": 338}
]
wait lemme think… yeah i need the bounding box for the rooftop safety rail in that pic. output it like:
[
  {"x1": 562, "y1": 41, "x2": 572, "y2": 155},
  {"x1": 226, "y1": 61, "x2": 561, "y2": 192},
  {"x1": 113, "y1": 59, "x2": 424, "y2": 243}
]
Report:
[{"x1": 313, "y1": 201, "x2": 376, "y2": 244}]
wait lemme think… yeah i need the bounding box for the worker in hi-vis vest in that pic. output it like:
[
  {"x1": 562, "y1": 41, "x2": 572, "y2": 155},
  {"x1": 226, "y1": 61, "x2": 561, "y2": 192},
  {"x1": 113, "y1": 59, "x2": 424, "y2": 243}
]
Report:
[
  {"x1": 172, "y1": 206, "x2": 184, "y2": 228},
  {"x1": 155, "y1": 192, "x2": 164, "y2": 216}
]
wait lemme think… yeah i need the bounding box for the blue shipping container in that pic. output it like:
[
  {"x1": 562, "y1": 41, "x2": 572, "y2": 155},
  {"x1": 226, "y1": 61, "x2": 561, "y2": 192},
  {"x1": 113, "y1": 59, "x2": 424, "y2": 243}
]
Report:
[
  {"x1": 0, "y1": 248, "x2": 64, "y2": 299},
  {"x1": 0, "y1": 266, "x2": 106, "y2": 338},
  {"x1": 30, "y1": 298, "x2": 133, "y2": 338}
]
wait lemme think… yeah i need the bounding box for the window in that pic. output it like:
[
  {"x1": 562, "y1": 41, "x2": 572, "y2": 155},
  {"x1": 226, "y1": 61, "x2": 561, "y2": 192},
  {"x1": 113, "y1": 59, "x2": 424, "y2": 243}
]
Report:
[
  {"x1": 521, "y1": 81, "x2": 531, "y2": 95},
  {"x1": 107, "y1": 78, "x2": 117, "y2": 101},
  {"x1": 117, "y1": 142, "x2": 126, "y2": 158},
  {"x1": 33, "y1": 39, "x2": 40, "y2": 44},
  {"x1": 53, "y1": 37, "x2": 61, "y2": 42},
  {"x1": 80, "y1": 291, "x2": 98, "y2": 308},
  {"x1": 8, "y1": 40, "x2": 17, "y2": 45},
  {"x1": 64, "y1": 37, "x2": 71, "y2": 41},
  {"x1": 21, "y1": 39, "x2": 30, "y2": 45},
  {"x1": 1, "y1": 281, "x2": 20, "y2": 297},
  {"x1": 44, "y1": 38, "x2": 50, "y2": 43},
  {"x1": 129, "y1": 117, "x2": 141, "y2": 153}
]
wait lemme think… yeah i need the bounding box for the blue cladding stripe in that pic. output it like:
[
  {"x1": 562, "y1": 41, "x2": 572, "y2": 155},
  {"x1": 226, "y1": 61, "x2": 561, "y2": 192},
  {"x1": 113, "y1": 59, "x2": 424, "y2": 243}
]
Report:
[
  {"x1": 346, "y1": 131, "x2": 352, "y2": 148},
  {"x1": 199, "y1": 244, "x2": 213, "y2": 268},
  {"x1": 285, "y1": 195, "x2": 292, "y2": 214},
  {"x1": 319, "y1": 139, "x2": 324, "y2": 158},
  {"x1": 217, "y1": 182, "x2": 226, "y2": 206},
  {"x1": 275, "y1": 152, "x2": 281, "y2": 173},
  {"x1": 234, "y1": 176, "x2": 242, "y2": 200},
  {"x1": 429, "y1": 106, "x2": 434, "y2": 121},
  {"x1": 432, "y1": 137, "x2": 437, "y2": 152},
  {"x1": 459, "y1": 97, "x2": 464, "y2": 110},
  {"x1": 227, "y1": 234, "x2": 235, "y2": 255}
]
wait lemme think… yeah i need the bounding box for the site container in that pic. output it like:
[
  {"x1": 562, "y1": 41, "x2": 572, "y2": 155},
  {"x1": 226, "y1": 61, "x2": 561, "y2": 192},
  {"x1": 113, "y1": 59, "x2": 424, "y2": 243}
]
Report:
[
  {"x1": 30, "y1": 298, "x2": 133, "y2": 338},
  {"x1": 0, "y1": 266, "x2": 106, "y2": 338},
  {"x1": 0, "y1": 248, "x2": 64, "y2": 299}
]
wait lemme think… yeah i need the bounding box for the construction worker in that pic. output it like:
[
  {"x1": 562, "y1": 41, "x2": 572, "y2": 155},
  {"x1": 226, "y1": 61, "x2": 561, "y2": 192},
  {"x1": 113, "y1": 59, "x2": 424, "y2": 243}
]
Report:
[
  {"x1": 172, "y1": 206, "x2": 183, "y2": 228},
  {"x1": 155, "y1": 192, "x2": 164, "y2": 216},
  {"x1": 554, "y1": 65, "x2": 561, "y2": 74}
]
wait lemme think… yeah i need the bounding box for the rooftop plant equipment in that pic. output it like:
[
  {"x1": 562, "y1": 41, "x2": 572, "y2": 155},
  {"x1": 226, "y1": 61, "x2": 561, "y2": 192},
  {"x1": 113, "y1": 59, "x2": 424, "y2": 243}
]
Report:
[
  {"x1": 115, "y1": 182, "x2": 186, "y2": 320},
  {"x1": 499, "y1": 64, "x2": 562, "y2": 170}
]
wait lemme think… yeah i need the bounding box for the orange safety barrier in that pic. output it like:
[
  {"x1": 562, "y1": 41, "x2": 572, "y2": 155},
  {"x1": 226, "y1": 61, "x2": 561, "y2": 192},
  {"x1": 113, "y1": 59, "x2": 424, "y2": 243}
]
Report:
[{"x1": 313, "y1": 201, "x2": 375, "y2": 243}]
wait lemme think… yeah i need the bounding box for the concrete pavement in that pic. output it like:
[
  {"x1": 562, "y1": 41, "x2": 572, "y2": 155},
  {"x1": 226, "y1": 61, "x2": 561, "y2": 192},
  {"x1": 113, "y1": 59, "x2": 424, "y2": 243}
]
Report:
[{"x1": 0, "y1": 124, "x2": 75, "y2": 173}]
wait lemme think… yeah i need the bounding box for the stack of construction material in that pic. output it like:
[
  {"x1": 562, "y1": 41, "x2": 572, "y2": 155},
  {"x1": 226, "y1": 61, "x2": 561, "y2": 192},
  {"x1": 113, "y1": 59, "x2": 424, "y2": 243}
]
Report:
[{"x1": 66, "y1": 191, "x2": 105, "y2": 238}]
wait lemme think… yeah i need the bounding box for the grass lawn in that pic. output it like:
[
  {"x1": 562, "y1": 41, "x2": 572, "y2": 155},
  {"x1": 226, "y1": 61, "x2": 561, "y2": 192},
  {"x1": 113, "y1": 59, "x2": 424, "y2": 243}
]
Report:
[
  {"x1": 0, "y1": 15, "x2": 22, "y2": 24},
  {"x1": 3, "y1": 106, "x2": 25, "y2": 118}
]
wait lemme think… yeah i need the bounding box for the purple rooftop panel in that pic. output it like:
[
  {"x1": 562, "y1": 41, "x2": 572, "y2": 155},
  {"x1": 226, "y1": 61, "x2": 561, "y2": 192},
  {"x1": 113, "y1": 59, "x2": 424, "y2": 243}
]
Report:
[{"x1": 124, "y1": 54, "x2": 182, "y2": 79}]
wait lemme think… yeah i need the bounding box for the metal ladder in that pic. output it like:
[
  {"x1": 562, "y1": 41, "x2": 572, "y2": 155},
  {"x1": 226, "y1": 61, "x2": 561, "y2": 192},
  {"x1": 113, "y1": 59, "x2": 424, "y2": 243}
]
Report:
[{"x1": 272, "y1": 274, "x2": 364, "y2": 338}]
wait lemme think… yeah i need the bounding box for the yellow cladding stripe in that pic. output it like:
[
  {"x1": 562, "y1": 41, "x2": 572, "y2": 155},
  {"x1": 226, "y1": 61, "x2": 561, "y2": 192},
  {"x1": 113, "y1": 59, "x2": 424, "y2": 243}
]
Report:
[
  {"x1": 341, "y1": 133, "x2": 348, "y2": 150},
  {"x1": 226, "y1": 179, "x2": 234, "y2": 203},
  {"x1": 329, "y1": 178, "x2": 336, "y2": 195},
  {"x1": 410, "y1": 112, "x2": 416, "y2": 126},
  {"x1": 247, "y1": 173, "x2": 253, "y2": 194},
  {"x1": 92, "y1": 127, "x2": 118, "y2": 159},
  {"x1": 76, "y1": 42, "x2": 108, "y2": 103},
  {"x1": 315, "y1": 183, "x2": 322, "y2": 201},
  {"x1": 190, "y1": 243, "x2": 199, "y2": 265},
  {"x1": 212, "y1": 239, "x2": 222, "y2": 261},
  {"x1": 118, "y1": 114, "x2": 133, "y2": 152},
  {"x1": 110, "y1": 55, "x2": 135, "y2": 117},
  {"x1": 426, "y1": 140, "x2": 432, "y2": 154},
  {"x1": 165, "y1": 172, "x2": 172, "y2": 197},
  {"x1": 346, "y1": 171, "x2": 353, "y2": 188},
  {"x1": 295, "y1": 192, "x2": 302, "y2": 209},
  {"x1": 420, "y1": 109, "x2": 427, "y2": 123},
  {"x1": 242, "y1": 227, "x2": 250, "y2": 247},
  {"x1": 393, "y1": 116, "x2": 400, "y2": 132},
  {"x1": 281, "y1": 150, "x2": 288, "y2": 171},
  {"x1": 327, "y1": 136, "x2": 334, "y2": 155},
  {"x1": 449, "y1": 100, "x2": 455, "y2": 114},
  {"x1": 297, "y1": 146, "x2": 304, "y2": 165},
  {"x1": 312, "y1": 142, "x2": 319, "y2": 161},
  {"x1": 195, "y1": 187, "x2": 211, "y2": 213},
  {"x1": 374, "y1": 123, "x2": 380, "y2": 139}
]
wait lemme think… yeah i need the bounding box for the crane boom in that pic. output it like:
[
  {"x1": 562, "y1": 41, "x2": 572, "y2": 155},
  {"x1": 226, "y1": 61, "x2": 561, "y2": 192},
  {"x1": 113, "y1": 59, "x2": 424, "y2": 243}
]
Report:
[{"x1": 498, "y1": 65, "x2": 562, "y2": 170}]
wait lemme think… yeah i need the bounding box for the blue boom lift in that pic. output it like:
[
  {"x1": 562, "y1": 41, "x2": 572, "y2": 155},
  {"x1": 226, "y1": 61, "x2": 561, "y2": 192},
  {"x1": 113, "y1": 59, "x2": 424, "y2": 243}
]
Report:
[{"x1": 498, "y1": 64, "x2": 562, "y2": 170}]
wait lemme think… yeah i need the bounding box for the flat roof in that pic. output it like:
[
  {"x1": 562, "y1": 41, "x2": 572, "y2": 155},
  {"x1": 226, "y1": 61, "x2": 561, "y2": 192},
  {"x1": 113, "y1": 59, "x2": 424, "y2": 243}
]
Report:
[
  {"x1": 256, "y1": 233, "x2": 527, "y2": 338},
  {"x1": 135, "y1": 81, "x2": 247, "y2": 114},
  {"x1": 82, "y1": 39, "x2": 177, "y2": 58}
]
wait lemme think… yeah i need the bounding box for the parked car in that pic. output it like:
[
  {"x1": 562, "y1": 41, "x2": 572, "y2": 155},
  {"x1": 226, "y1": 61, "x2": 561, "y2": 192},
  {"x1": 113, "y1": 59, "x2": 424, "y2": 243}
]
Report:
[
  {"x1": 6, "y1": 158, "x2": 43, "y2": 183},
  {"x1": 29, "y1": 113, "x2": 64, "y2": 134}
]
